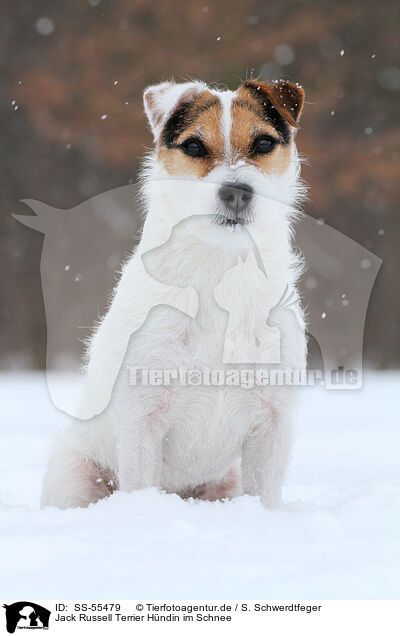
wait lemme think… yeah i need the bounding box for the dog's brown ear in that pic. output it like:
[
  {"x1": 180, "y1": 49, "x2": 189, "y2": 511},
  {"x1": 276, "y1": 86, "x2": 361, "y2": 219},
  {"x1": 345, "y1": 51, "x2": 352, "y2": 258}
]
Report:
[
  {"x1": 143, "y1": 80, "x2": 207, "y2": 141},
  {"x1": 243, "y1": 80, "x2": 305, "y2": 127}
]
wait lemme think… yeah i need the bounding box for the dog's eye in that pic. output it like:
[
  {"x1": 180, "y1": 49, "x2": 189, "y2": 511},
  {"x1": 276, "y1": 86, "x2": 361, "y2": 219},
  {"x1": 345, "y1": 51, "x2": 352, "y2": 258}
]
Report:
[
  {"x1": 252, "y1": 135, "x2": 277, "y2": 155},
  {"x1": 180, "y1": 138, "x2": 208, "y2": 158}
]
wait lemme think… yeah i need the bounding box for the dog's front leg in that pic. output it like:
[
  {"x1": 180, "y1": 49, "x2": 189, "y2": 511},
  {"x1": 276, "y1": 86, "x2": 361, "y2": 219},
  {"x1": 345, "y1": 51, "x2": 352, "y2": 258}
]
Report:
[
  {"x1": 241, "y1": 408, "x2": 291, "y2": 509},
  {"x1": 116, "y1": 404, "x2": 169, "y2": 493}
]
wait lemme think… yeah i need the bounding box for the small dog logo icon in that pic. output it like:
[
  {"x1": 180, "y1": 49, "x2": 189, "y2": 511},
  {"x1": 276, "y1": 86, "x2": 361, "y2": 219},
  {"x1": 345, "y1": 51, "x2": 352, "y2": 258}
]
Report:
[{"x1": 2, "y1": 602, "x2": 50, "y2": 633}]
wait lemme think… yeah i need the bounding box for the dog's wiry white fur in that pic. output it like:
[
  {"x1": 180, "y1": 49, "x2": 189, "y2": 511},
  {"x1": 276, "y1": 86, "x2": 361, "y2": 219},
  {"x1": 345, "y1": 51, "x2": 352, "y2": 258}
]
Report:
[{"x1": 41, "y1": 80, "x2": 307, "y2": 510}]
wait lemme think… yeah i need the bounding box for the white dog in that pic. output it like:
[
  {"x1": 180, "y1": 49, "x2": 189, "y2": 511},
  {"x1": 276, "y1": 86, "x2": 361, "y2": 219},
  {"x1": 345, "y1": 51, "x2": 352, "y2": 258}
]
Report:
[{"x1": 41, "y1": 79, "x2": 307, "y2": 509}]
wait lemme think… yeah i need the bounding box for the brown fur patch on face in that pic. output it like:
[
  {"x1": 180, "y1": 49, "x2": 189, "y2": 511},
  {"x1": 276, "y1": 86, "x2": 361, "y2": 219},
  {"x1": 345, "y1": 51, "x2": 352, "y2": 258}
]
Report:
[
  {"x1": 158, "y1": 90, "x2": 224, "y2": 178},
  {"x1": 157, "y1": 81, "x2": 303, "y2": 177},
  {"x1": 231, "y1": 92, "x2": 292, "y2": 175},
  {"x1": 244, "y1": 80, "x2": 304, "y2": 128}
]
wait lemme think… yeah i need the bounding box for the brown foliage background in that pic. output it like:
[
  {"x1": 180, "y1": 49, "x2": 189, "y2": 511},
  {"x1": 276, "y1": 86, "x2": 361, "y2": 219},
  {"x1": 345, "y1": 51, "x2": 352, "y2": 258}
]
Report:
[{"x1": 1, "y1": 0, "x2": 399, "y2": 369}]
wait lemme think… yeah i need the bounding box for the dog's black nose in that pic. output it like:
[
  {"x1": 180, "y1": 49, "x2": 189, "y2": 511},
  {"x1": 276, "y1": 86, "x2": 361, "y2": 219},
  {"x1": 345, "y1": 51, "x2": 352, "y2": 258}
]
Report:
[{"x1": 218, "y1": 183, "x2": 254, "y2": 215}]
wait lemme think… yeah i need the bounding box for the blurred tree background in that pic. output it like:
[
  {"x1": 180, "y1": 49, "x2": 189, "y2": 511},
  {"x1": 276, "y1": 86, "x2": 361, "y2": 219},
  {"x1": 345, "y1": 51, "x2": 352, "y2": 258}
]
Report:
[{"x1": 1, "y1": 0, "x2": 399, "y2": 370}]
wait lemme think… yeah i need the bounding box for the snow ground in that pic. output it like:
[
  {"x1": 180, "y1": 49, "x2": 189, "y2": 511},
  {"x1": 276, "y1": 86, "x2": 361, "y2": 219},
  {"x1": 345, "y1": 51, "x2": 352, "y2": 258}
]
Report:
[{"x1": 0, "y1": 372, "x2": 399, "y2": 600}]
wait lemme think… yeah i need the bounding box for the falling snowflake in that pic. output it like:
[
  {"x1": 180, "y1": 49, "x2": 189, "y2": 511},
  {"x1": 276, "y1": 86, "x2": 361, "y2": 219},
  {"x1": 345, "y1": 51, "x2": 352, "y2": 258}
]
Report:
[
  {"x1": 305, "y1": 277, "x2": 317, "y2": 290},
  {"x1": 36, "y1": 17, "x2": 55, "y2": 36}
]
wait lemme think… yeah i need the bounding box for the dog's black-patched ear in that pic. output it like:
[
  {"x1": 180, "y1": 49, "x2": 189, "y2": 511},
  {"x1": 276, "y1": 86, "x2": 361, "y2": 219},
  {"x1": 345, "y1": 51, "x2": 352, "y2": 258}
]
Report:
[
  {"x1": 243, "y1": 79, "x2": 305, "y2": 128},
  {"x1": 143, "y1": 80, "x2": 207, "y2": 142}
]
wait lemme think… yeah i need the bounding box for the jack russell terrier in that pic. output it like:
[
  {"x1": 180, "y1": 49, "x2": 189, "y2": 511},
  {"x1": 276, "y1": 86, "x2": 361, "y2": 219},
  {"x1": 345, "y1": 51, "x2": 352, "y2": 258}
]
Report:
[{"x1": 41, "y1": 78, "x2": 307, "y2": 509}]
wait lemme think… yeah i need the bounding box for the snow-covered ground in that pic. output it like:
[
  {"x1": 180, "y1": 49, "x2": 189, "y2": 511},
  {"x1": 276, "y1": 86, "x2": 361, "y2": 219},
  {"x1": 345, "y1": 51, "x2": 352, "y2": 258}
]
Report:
[{"x1": 0, "y1": 372, "x2": 399, "y2": 600}]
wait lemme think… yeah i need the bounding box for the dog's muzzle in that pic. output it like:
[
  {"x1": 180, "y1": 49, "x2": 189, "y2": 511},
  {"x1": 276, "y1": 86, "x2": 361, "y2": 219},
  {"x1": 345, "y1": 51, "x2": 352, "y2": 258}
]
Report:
[{"x1": 216, "y1": 182, "x2": 254, "y2": 226}]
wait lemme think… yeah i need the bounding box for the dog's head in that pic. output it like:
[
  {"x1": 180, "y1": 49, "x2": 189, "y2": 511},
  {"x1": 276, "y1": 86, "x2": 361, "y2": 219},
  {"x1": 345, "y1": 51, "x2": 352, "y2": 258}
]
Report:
[{"x1": 142, "y1": 79, "x2": 304, "y2": 234}]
